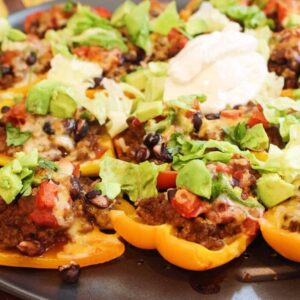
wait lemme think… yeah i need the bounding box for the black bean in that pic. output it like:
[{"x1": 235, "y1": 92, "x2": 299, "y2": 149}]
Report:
[
  {"x1": 17, "y1": 240, "x2": 45, "y2": 256},
  {"x1": 70, "y1": 176, "x2": 82, "y2": 199},
  {"x1": 89, "y1": 195, "x2": 111, "y2": 209},
  {"x1": 64, "y1": 119, "x2": 76, "y2": 134},
  {"x1": 1, "y1": 65, "x2": 13, "y2": 76},
  {"x1": 92, "y1": 76, "x2": 103, "y2": 89},
  {"x1": 85, "y1": 189, "x2": 101, "y2": 200},
  {"x1": 1, "y1": 106, "x2": 10, "y2": 113},
  {"x1": 74, "y1": 119, "x2": 89, "y2": 142},
  {"x1": 42, "y1": 121, "x2": 55, "y2": 135},
  {"x1": 159, "y1": 143, "x2": 173, "y2": 163},
  {"x1": 59, "y1": 262, "x2": 80, "y2": 284},
  {"x1": 205, "y1": 113, "x2": 220, "y2": 120},
  {"x1": 192, "y1": 112, "x2": 202, "y2": 132},
  {"x1": 167, "y1": 189, "x2": 176, "y2": 201},
  {"x1": 136, "y1": 146, "x2": 150, "y2": 162},
  {"x1": 26, "y1": 52, "x2": 37, "y2": 66},
  {"x1": 144, "y1": 132, "x2": 160, "y2": 148}
]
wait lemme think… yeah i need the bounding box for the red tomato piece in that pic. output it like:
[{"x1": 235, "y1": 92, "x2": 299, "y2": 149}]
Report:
[
  {"x1": 157, "y1": 171, "x2": 177, "y2": 190},
  {"x1": 94, "y1": 7, "x2": 112, "y2": 19},
  {"x1": 215, "y1": 163, "x2": 232, "y2": 174},
  {"x1": 242, "y1": 218, "x2": 259, "y2": 236},
  {"x1": 247, "y1": 105, "x2": 268, "y2": 128},
  {"x1": 220, "y1": 110, "x2": 243, "y2": 119},
  {"x1": 24, "y1": 11, "x2": 44, "y2": 33},
  {"x1": 171, "y1": 189, "x2": 208, "y2": 218},
  {"x1": 36, "y1": 181, "x2": 59, "y2": 209},
  {"x1": 30, "y1": 209, "x2": 58, "y2": 228},
  {"x1": 5, "y1": 102, "x2": 27, "y2": 126}
]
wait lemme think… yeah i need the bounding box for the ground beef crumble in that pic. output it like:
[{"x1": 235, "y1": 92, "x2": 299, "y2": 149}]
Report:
[{"x1": 136, "y1": 194, "x2": 243, "y2": 250}]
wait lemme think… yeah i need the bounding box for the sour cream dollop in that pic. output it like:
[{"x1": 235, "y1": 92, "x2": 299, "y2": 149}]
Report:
[{"x1": 164, "y1": 26, "x2": 268, "y2": 114}]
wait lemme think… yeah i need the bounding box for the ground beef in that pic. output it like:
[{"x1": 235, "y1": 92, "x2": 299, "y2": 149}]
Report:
[
  {"x1": 0, "y1": 197, "x2": 67, "y2": 250},
  {"x1": 268, "y1": 28, "x2": 300, "y2": 89},
  {"x1": 114, "y1": 119, "x2": 145, "y2": 162},
  {"x1": 136, "y1": 194, "x2": 242, "y2": 250}
]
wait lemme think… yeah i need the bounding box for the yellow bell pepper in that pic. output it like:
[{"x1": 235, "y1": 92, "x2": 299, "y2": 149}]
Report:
[
  {"x1": 156, "y1": 225, "x2": 250, "y2": 271},
  {"x1": 0, "y1": 228, "x2": 124, "y2": 269},
  {"x1": 281, "y1": 89, "x2": 293, "y2": 98},
  {"x1": 260, "y1": 199, "x2": 300, "y2": 263},
  {"x1": 110, "y1": 202, "x2": 253, "y2": 270},
  {"x1": 0, "y1": 154, "x2": 12, "y2": 166}
]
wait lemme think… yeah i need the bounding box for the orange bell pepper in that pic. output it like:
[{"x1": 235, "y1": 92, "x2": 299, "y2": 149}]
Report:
[
  {"x1": 110, "y1": 202, "x2": 253, "y2": 270},
  {"x1": 260, "y1": 198, "x2": 300, "y2": 263},
  {"x1": 0, "y1": 226, "x2": 124, "y2": 269}
]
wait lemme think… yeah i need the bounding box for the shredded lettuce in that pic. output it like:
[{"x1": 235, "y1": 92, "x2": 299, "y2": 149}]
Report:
[
  {"x1": 111, "y1": 0, "x2": 135, "y2": 27},
  {"x1": 124, "y1": 1, "x2": 152, "y2": 54},
  {"x1": 72, "y1": 27, "x2": 127, "y2": 52},
  {"x1": 168, "y1": 133, "x2": 258, "y2": 170},
  {"x1": 0, "y1": 18, "x2": 26, "y2": 43},
  {"x1": 255, "y1": 124, "x2": 300, "y2": 183},
  {"x1": 150, "y1": 2, "x2": 183, "y2": 35},
  {"x1": 186, "y1": 2, "x2": 231, "y2": 35},
  {"x1": 212, "y1": 173, "x2": 263, "y2": 208},
  {"x1": 5, "y1": 123, "x2": 31, "y2": 146},
  {"x1": 210, "y1": 0, "x2": 273, "y2": 29},
  {"x1": 45, "y1": 29, "x2": 72, "y2": 57},
  {"x1": 98, "y1": 156, "x2": 166, "y2": 201}
]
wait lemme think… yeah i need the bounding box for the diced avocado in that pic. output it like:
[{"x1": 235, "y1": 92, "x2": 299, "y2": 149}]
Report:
[
  {"x1": 145, "y1": 76, "x2": 165, "y2": 102},
  {"x1": 16, "y1": 149, "x2": 38, "y2": 168},
  {"x1": 7, "y1": 28, "x2": 26, "y2": 41},
  {"x1": 240, "y1": 123, "x2": 269, "y2": 151},
  {"x1": 0, "y1": 165, "x2": 23, "y2": 204},
  {"x1": 135, "y1": 101, "x2": 163, "y2": 122},
  {"x1": 50, "y1": 88, "x2": 77, "y2": 118},
  {"x1": 257, "y1": 173, "x2": 296, "y2": 208},
  {"x1": 11, "y1": 159, "x2": 22, "y2": 173},
  {"x1": 176, "y1": 160, "x2": 212, "y2": 199},
  {"x1": 26, "y1": 80, "x2": 60, "y2": 115},
  {"x1": 124, "y1": 69, "x2": 149, "y2": 91}
]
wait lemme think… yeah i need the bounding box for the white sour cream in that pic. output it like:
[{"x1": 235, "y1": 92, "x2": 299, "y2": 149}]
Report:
[{"x1": 164, "y1": 26, "x2": 268, "y2": 114}]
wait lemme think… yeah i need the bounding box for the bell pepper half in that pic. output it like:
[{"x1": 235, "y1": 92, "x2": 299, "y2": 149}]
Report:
[
  {"x1": 110, "y1": 202, "x2": 253, "y2": 271},
  {"x1": 260, "y1": 198, "x2": 300, "y2": 263},
  {"x1": 0, "y1": 225, "x2": 124, "y2": 269}
]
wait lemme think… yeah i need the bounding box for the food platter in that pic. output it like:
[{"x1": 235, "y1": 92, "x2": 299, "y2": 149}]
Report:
[{"x1": 1, "y1": 0, "x2": 300, "y2": 299}]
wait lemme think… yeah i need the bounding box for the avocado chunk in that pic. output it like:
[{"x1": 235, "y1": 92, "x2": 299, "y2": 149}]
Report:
[
  {"x1": 135, "y1": 101, "x2": 163, "y2": 122},
  {"x1": 16, "y1": 149, "x2": 38, "y2": 169},
  {"x1": 176, "y1": 160, "x2": 212, "y2": 199},
  {"x1": 257, "y1": 173, "x2": 296, "y2": 208},
  {"x1": 124, "y1": 69, "x2": 149, "y2": 91},
  {"x1": 26, "y1": 79, "x2": 60, "y2": 115},
  {"x1": 145, "y1": 76, "x2": 165, "y2": 102},
  {"x1": 49, "y1": 88, "x2": 77, "y2": 118},
  {"x1": 0, "y1": 165, "x2": 23, "y2": 204}
]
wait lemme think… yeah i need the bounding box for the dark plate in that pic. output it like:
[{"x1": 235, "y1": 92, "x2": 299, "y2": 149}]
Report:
[{"x1": 2, "y1": 1, "x2": 300, "y2": 299}]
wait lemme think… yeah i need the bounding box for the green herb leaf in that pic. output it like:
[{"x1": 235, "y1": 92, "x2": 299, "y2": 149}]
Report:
[
  {"x1": 6, "y1": 123, "x2": 31, "y2": 146},
  {"x1": 38, "y1": 158, "x2": 59, "y2": 171}
]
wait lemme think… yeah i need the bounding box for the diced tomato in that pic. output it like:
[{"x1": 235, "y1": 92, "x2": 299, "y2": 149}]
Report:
[
  {"x1": 171, "y1": 189, "x2": 209, "y2": 218},
  {"x1": 215, "y1": 163, "x2": 232, "y2": 174},
  {"x1": 168, "y1": 28, "x2": 188, "y2": 56},
  {"x1": 94, "y1": 7, "x2": 112, "y2": 19},
  {"x1": 247, "y1": 105, "x2": 268, "y2": 128},
  {"x1": 157, "y1": 171, "x2": 177, "y2": 190},
  {"x1": 36, "y1": 181, "x2": 58, "y2": 209},
  {"x1": 220, "y1": 110, "x2": 243, "y2": 119},
  {"x1": 24, "y1": 11, "x2": 44, "y2": 33},
  {"x1": 30, "y1": 209, "x2": 58, "y2": 228},
  {"x1": 72, "y1": 163, "x2": 81, "y2": 177},
  {"x1": 242, "y1": 218, "x2": 259, "y2": 236},
  {"x1": 5, "y1": 102, "x2": 27, "y2": 126},
  {"x1": 264, "y1": 0, "x2": 292, "y2": 23},
  {"x1": 232, "y1": 169, "x2": 244, "y2": 181}
]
